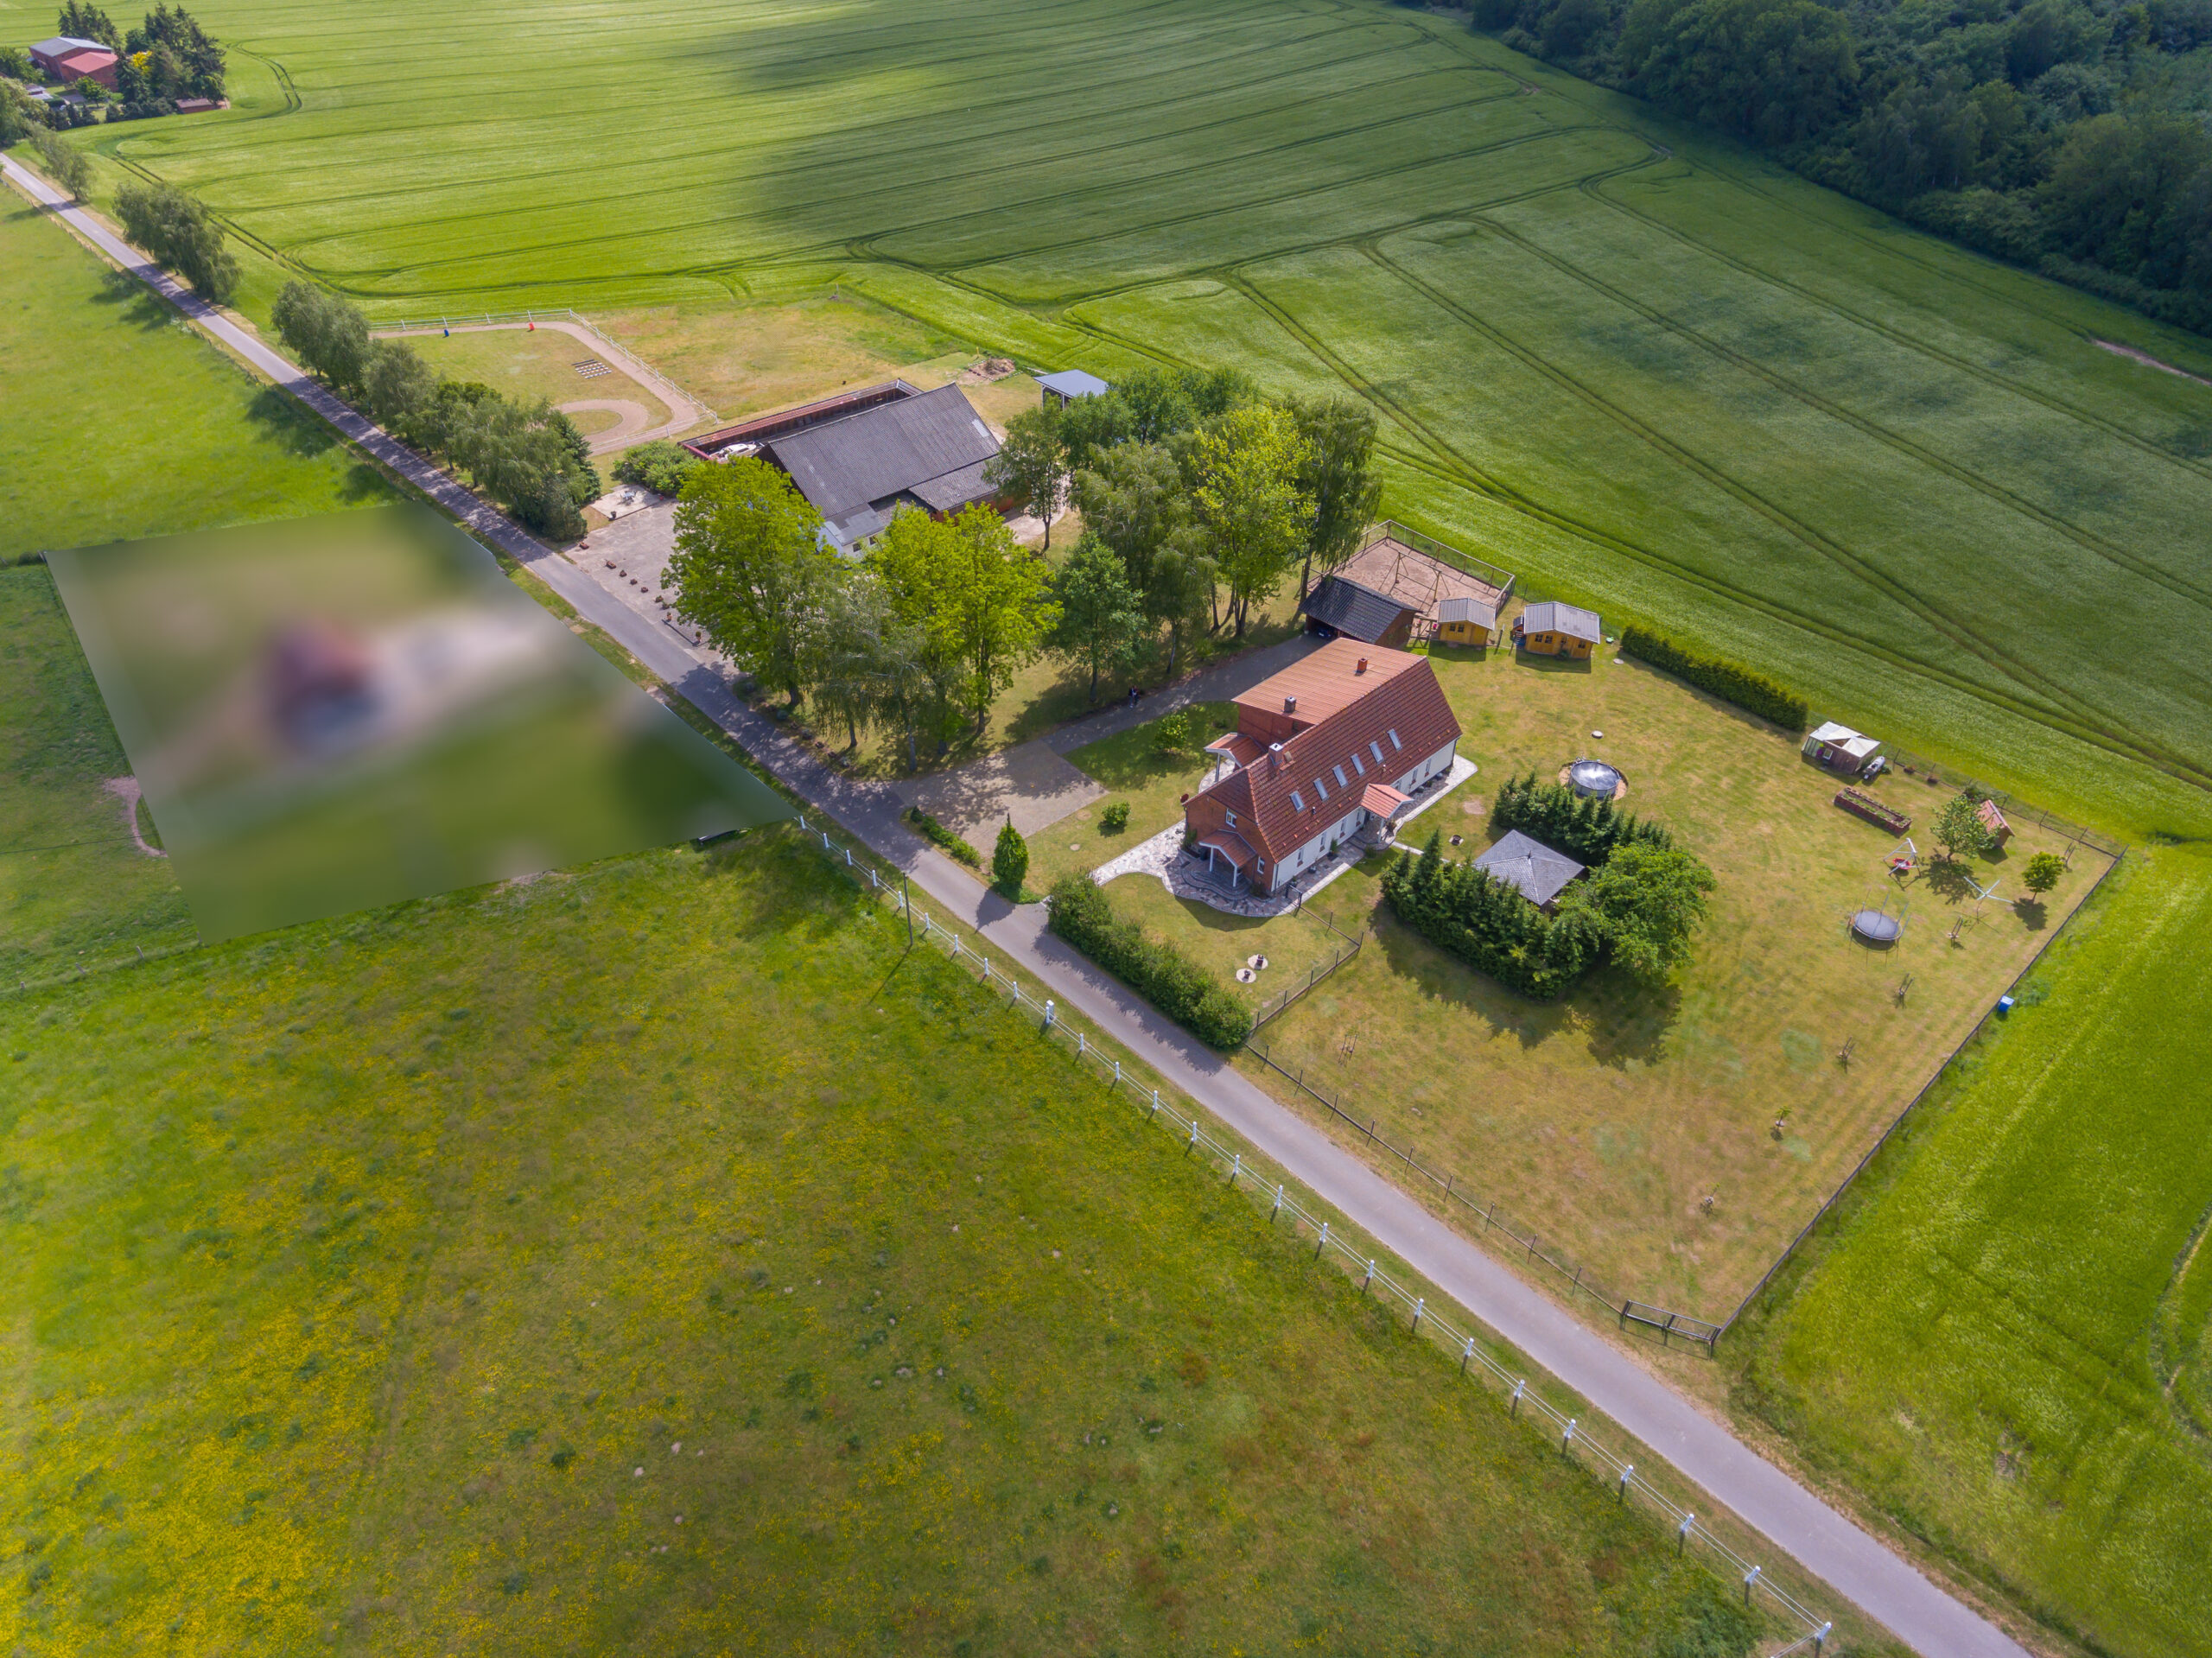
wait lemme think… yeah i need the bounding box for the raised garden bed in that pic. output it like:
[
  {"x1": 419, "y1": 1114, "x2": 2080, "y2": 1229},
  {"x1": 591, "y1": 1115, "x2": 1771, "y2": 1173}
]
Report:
[{"x1": 1834, "y1": 787, "x2": 1910, "y2": 835}]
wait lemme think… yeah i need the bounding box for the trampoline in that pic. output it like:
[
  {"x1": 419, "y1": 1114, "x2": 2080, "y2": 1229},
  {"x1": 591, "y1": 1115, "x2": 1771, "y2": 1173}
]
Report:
[
  {"x1": 1567, "y1": 758, "x2": 1624, "y2": 799},
  {"x1": 1850, "y1": 908, "x2": 1904, "y2": 946}
]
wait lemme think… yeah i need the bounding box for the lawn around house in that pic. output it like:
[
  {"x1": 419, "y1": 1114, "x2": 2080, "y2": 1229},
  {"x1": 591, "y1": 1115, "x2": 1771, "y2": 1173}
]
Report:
[{"x1": 1229, "y1": 632, "x2": 2107, "y2": 1320}]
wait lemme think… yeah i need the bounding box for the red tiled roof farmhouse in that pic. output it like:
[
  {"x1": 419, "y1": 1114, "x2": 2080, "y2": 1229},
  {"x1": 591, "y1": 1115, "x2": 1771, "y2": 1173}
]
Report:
[{"x1": 1184, "y1": 638, "x2": 1461, "y2": 892}]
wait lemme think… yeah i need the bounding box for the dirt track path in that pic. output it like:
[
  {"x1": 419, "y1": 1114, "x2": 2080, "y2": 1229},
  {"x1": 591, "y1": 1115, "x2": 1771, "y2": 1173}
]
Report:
[{"x1": 378, "y1": 318, "x2": 709, "y2": 453}]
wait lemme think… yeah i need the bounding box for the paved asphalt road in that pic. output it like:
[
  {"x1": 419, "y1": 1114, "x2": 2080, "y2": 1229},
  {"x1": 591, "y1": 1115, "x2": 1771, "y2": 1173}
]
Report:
[{"x1": 6, "y1": 154, "x2": 2034, "y2": 1658}]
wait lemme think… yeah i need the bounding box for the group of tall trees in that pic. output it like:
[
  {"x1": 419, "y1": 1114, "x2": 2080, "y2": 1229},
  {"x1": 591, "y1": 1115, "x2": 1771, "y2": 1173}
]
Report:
[
  {"x1": 1000, "y1": 364, "x2": 1380, "y2": 657},
  {"x1": 672, "y1": 365, "x2": 1382, "y2": 769},
  {"x1": 113, "y1": 178, "x2": 237, "y2": 301},
  {"x1": 668, "y1": 459, "x2": 1055, "y2": 769},
  {"x1": 273, "y1": 282, "x2": 601, "y2": 540},
  {"x1": 1467, "y1": 0, "x2": 2212, "y2": 327}
]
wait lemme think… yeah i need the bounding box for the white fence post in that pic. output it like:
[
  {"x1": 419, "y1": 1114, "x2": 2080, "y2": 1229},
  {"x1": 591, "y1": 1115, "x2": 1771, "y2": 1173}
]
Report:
[
  {"x1": 1510, "y1": 1379, "x2": 1525, "y2": 1417},
  {"x1": 1459, "y1": 1335, "x2": 1474, "y2": 1374},
  {"x1": 1562, "y1": 1418, "x2": 1576, "y2": 1455},
  {"x1": 1410, "y1": 1297, "x2": 1424, "y2": 1332},
  {"x1": 1361, "y1": 1259, "x2": 1374, "y2": 1293},
  {"x1": 1150, "y1": 1088, "x2": 1160, "y2": 1120},
  {"x1": 1113, "y1": 1059, "x2": 1121, "y2": 1084},
  {"x1": 1677, "y1": 1512, "x2": 1694, "y2": 1555},
  {"x1": 1741, "y1": 1565, "x2": 1760, "y2": 1605},
  {"x1": 1228, "y1": 1153, "x2": 1240, "y2": 1185},
  {"x1": 1270, "y1": 1184, "x2": 1283, "y2": 1220},
  {"x1": 1043, "y1": 998, "x2": 1054, "y2": 1028},
  {"x1": 1618, "y1": 1464, "x2": 1632, "y2": 1501},
  {"x1": 1314, "y1": 1220, "x2": 1328, "y2": 1258}
]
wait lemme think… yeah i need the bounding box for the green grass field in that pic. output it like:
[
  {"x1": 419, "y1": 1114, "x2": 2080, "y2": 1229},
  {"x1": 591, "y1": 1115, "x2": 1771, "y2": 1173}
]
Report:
[
  {"x1": 387, "y1": 327, "x2": 672, "y2": 437},
  {"x1": 0, "y1": 824, "x2": 1777, "y2": 1653},
  {"x1": 49, "y1": 0, "x2": 2212, "y2": 841},
  {"x1": 0, "y1": 199, "x2": 388, "y2": 559},
  {"x1": 1728, "y1": 847, "x2": 2212, "y2": 1658}
]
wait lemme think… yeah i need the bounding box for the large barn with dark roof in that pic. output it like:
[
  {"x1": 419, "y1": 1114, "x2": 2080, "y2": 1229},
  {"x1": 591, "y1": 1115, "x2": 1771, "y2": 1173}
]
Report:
[{"x1": 683, "y1": 380, "x2": 1003, "y2": 551}]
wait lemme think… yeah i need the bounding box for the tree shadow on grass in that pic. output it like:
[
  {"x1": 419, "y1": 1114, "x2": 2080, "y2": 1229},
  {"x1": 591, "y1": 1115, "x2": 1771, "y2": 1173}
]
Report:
[
  {"x1": 1363, "y1": 905, "x2": 1684, "y2": 1064},
  {"x1": 91, "y1": 267, "x2": 171, "y2": 330},
  {"x1": 2012, "y1": 896, "x2": 2049, "y2": 931},
  {"x1": 245, "y1": 384, "x2": 341, "y2": 458}
]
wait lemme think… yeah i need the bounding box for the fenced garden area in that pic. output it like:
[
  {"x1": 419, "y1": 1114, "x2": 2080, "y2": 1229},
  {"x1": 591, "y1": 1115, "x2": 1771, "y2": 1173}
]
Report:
[{"x1": 1230, "y1": 628, "x2": 2113, "y2": 1323}]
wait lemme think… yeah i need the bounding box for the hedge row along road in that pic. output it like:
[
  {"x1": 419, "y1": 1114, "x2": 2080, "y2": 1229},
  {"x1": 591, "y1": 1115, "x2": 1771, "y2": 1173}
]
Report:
[
  {"x1": 2, "y1": 151, "x2": 2034, "y2": 1658},
  {"x1": 76, "y1": 0, "x2": 2212, "y2": 844}
]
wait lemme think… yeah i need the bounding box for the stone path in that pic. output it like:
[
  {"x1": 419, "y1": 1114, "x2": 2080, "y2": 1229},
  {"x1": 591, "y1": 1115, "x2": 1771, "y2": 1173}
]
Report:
[{"x1": 3, "y1": 149, "x2": 2035, "y2": 1658}]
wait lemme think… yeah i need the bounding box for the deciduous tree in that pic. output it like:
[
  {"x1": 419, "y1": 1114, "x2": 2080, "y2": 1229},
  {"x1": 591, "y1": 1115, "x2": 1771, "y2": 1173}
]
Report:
[
  {"x1": 993, "y1": 822, "x2": 1030, "y2": 896},
  {"x1": 272, "y1": 280, "x2": 371, "y2": 393},
  {"x1": 1933, "y1": 791, "x2": 1996, "y2": 862},
  {"x1": 984, "y1": 404, "x2": 1066, "y2": 548},
  {"x1": 1556, "y1": 840, "x2": 1716, "y2": 985},
  {"x1": 667, "y1": 457, "x2": 840, "y2": 706},
  {"x1": 113, "y1": 179, "x2": 238, "y2": 302},
  {"x1": 1190, "y1": 403, "x2": 1312, "y2": 637},
  {"x1": 1286, "y1": 393, "x2": 1381, "y2": 600},
  {"x1": 2022, "y1": 850, "x2": 2066, "y2": 896},
  {"x1": 29, "y1": 126, "x2": 92, "y2": 199},
  {"x1": 1048, "y1": 532, "x2": 1145, "y2": 705}
]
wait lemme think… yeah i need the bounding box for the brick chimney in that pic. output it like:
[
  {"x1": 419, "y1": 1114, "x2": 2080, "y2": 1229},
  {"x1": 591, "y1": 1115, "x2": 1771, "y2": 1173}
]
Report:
[
  {"x1": 1356, "y1": 656, "x2": 1369, "y2": 674},
  {"x1": 1283, "y1": 694, "x2": 1297, "y2": 714}
]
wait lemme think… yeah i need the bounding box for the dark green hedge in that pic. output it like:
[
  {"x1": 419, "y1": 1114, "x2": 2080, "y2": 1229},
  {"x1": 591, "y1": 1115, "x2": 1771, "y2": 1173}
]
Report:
[
  {"x1": 907, "y1": 807, "x2": 980, "y2": 867},
  {"x1": 1046, "y1": 876, "x2": 1251, "y2": 1050},
  {"x1": 1492, "y1": 772, "x2": 1670, "y2": 866},
  {"x1": 1618, "y1": 626, "x2": 1808, "y2": 733},
  {"x1": 1380, "y1": 835, "x2": 1603, "y2": 1000}
]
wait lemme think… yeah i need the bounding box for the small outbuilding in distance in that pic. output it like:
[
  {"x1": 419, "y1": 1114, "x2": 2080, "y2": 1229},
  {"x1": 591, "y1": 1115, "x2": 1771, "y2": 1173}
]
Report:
[
  {"x1": 1473, "y1": 829, "x2": 1586, "y2": 912},
  {"x1": 1435, "y1": 594, "x2": 1499, "y2": 647},
  {"x1": 1037, "y1": 369, "x2": 1111, "y2": 410},
  {"x1": 1512, "y1": 600, "x2": 1602, "y2": 659},
  {"x1": 1300, "y1": 574, "x2": 1418, "y2": 649},
  {"x1": 1975, "y1": 797, "x2": 2012, "y2": 848},
  {"x1": 1803, "y1": 720, "x2": 1884, "y2": 778}
]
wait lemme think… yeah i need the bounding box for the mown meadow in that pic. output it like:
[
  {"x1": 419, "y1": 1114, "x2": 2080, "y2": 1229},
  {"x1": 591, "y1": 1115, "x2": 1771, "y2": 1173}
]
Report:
[
  {"x1": 1729, "y1": 846, "x2": 2212, "y2": 1658},
  {"x1": 49, "y1": 0, "x2": 2212, "y2": 841},
  {"x1": 0, "y1": 199, "x2": 387, "y2": 560}
]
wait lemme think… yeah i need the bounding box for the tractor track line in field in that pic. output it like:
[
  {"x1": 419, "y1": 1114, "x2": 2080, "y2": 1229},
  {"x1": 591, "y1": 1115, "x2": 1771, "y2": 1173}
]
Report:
[
  {"x1": 1183, "y1": 251, "x2": 2208, "y2": 787},
  {"x1": 172, "y1": 13, "x2": 1425, "y2": 216},
  {"x1": 256, "y1": 59, "x2": 1503, "y2": 275},
  {"x1": 1584, "y1": 175, "x2": 2212, "y2": 490},
  {"x1": 1356, "y1": 242, "x2": 2166, "y2": 759},
  {"x1": 284, "y1": 93, "x2": 1561, "y2": 296},
  {"x1": 1463, "y1": 213, "x2": 2212, "y2": 617},
  {"x1": 1195, "y1": 265, "x2": 2139, "y2": 754},
  {"x1": 877, "y1": 127, "x2": 1627, "y2": 294}
]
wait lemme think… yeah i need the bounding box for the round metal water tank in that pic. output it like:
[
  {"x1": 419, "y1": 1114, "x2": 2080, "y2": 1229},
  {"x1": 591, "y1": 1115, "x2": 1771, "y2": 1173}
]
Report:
[{"x1": 1568, "y1": 759, "x2": 1623, "y2": 799}]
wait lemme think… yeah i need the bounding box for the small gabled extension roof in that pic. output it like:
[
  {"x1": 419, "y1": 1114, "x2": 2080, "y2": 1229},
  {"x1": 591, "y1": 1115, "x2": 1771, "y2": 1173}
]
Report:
[{"x1": 761, "y1": 383, "x2": 1001, "y2": 528}]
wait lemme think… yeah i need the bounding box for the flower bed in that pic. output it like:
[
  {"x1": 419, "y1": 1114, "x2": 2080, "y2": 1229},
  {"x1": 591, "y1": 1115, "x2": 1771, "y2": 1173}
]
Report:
[{"x1": 1834, "y1": 787, "x2": 1910, "y2": 835}]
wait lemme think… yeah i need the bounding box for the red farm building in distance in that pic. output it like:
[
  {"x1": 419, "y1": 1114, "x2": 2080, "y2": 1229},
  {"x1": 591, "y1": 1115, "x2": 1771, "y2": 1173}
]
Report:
[
  {"x1": 1182, "y1": 638, "x2": 1462, "y2": 896},
  {"x1": 31, "y1": 35, "x2": 119, "y2": 87}
]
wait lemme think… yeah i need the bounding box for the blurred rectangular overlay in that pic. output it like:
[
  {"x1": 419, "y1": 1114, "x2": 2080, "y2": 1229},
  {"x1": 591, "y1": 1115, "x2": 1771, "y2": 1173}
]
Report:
[{"x1": 48, "y1": 507, "x2": 790, "y2": 943}]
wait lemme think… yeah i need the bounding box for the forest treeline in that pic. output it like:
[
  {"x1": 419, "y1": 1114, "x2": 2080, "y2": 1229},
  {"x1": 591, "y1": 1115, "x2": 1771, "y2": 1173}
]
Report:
[{"x1": 1465, "y1": 0, "x2": 2212, "y2": 331}]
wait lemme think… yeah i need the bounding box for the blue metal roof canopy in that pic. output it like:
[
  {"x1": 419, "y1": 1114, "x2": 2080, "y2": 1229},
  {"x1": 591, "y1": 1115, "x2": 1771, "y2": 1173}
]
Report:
[{"x1": 1037, "y1": 369, "x2": 1111, "y2": 401}]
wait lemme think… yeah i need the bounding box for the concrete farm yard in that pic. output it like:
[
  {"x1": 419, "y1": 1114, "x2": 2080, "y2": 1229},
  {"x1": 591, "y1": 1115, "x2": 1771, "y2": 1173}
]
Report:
[{"x1": 1158, "y1": 634, "x2": 2101, "y2": 1320}]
